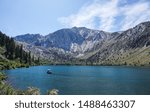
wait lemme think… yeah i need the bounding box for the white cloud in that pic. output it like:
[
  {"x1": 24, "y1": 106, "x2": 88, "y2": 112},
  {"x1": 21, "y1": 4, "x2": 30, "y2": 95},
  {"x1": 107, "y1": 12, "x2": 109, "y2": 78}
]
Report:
[
  {"x1": 58, "y1": 0, "x2": 150, "y2": 32},
  {"x1": 120, "y1": 1, "x2": 150, "y2": 30}
]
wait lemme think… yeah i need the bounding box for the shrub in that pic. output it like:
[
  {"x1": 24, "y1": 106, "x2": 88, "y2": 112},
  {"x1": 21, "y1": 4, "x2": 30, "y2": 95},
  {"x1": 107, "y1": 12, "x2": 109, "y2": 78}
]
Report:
[{"x1": 47, "y1": 89, "x2": 59, "y2": 95}]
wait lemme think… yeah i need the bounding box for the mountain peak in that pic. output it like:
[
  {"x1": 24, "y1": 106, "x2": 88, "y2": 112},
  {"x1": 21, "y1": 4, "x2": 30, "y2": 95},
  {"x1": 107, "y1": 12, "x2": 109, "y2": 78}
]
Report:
[
  {"x1": 139, "y1": 21, "x2": 150, "y2": 25},
  {"x1": 72, "y1": 26, "x2": 87, "y2": 29},
  {"x1": 15, "y1": 33, "x2": 43, "y2": 44},
  {"x1": 132, "y1": 21, "x2": 150, "y2": 30}
]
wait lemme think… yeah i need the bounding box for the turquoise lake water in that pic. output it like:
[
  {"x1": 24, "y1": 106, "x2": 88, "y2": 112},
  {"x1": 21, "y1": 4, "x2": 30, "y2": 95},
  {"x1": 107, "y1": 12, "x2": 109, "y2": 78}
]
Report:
[{"x1": 4, "y1": 65, "x2": 150, "y2": 95}]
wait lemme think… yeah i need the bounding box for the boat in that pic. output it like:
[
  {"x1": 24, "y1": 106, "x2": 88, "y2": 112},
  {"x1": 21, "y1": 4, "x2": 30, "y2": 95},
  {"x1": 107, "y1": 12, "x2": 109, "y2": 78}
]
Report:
[{"x1": 47, "y1": 69, "x2": 52, "y2": 74}]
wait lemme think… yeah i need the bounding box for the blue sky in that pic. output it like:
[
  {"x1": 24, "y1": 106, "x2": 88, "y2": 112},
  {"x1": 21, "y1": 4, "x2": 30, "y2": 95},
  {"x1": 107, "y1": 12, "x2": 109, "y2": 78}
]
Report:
[{"x1": 0, "y1": 0, "x2": 150, "y2": 36}]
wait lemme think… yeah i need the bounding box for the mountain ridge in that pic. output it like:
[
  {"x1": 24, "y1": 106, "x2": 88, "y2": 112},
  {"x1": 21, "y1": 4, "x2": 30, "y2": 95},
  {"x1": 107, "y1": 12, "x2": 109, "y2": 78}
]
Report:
[
  {"x1": 15, "y1": 26, "x2": 111, "y2": 55},
  {"x1": 14, "y1": 21, "x2": 150, "y2": 66}
]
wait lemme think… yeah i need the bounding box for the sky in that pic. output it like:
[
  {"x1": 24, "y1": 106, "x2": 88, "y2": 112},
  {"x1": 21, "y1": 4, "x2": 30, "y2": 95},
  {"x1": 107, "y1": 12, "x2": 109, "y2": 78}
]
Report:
[{"x1": 0, "y1": 0, "x2": 150, "y2": 36}]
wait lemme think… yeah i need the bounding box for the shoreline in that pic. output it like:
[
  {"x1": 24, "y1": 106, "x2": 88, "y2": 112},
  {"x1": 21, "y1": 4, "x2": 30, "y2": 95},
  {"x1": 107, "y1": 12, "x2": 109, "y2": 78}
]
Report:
[{"x1": 2, "y1": 63, "x2": 150, "y2": 71}]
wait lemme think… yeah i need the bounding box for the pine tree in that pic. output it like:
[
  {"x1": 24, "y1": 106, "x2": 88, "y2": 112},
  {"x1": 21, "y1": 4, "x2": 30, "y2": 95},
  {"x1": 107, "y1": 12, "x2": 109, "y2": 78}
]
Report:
[
  {"x1": 0, "y1": 32, "x2": 37, "y2": 66},
  {"x1": 15, "y1": 45, "x2": 20, "y2": 59},
  {"x1": 0, "y1": 32, "x2": 5, "y2": 46},
  {"x1": 19, "y1": 45, "x2": 23, "y2": 63},
  {"x1": 37, "y1": 57, "x2": 40, "y2": 64},
  {"x1": 24, "y1": 52, "x2": 28, "y2": 64},
  {"x1": 9, "y1": 38, "x2": 15, "y2": 59},
  {"x1": 0, "y1": 32, "x2": 8, "y2": 47},
  {"x1": 32, "y1": 55, "x2": 34, "y2": 62},
  {"x1": 28, "y1": 51, "x2": 31, "y2": 65}
]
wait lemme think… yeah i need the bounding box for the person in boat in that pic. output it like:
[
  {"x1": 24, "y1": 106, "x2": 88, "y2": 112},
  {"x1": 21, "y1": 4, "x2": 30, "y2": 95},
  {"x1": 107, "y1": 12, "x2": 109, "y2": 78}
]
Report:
[{"x1": 47, "y1": 69, "x2": 52, "y2": 74}]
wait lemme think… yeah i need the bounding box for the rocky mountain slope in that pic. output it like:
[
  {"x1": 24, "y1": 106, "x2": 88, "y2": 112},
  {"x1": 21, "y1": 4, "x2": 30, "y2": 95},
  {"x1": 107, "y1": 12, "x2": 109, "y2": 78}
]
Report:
[
  {"x1": 86, "y1": 21, "x2": 150, "y2": 65},
  {"x1": 15, "y1": 27, "x2": 110, "y2": 56},
  {"x1": 14, "y1": 21, "x2": 150, "y2": 66}
]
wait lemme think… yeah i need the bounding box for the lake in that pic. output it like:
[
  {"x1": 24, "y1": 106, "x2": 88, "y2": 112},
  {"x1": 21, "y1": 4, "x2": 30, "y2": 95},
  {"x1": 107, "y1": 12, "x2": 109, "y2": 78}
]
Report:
[{"x1": 4, "y1": 65, "x2": 150, "y2": 95}]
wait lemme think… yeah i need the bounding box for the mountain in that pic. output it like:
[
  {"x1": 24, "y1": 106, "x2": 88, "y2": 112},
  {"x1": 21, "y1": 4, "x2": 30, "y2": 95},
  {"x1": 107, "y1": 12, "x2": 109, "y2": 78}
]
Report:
[
  {"x1": 15, "y1": 34, "x2": 43, "y2": 44},
  {"x1": 15, "y1": 27, "x2": 110, "y2": 58},
  {"x1": 86, "y1": 21, "x2": 150, "y2": 66},
  {"x1": 16, "y1": 27, "x2": 109, "y2": 51},
  {"x1": 14, "y1": 21, "x2": 150, "y2": 66}
]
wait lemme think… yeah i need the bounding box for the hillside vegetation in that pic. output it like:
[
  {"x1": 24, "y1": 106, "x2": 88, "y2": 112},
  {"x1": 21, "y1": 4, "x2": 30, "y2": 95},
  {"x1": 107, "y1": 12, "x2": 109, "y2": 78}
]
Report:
[{"x1": 0, "y1": 32, "x2": 40, "y2": 70}]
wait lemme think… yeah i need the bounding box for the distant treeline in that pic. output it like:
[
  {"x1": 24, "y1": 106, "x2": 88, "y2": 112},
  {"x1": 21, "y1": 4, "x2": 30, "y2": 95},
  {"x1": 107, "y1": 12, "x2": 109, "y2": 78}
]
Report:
[{"x1": 0, "y1": 31, "x2": 39, "y2": 66}]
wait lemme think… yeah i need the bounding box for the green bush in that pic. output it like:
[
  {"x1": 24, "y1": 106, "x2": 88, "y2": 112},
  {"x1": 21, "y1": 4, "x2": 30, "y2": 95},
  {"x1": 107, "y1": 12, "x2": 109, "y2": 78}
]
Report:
[
  {"x1": 0, "y1": 72, "x2": 7, "y2": 81},
  {"x1": 47, "y1": 89, "x2": 59, "y2": 95}
]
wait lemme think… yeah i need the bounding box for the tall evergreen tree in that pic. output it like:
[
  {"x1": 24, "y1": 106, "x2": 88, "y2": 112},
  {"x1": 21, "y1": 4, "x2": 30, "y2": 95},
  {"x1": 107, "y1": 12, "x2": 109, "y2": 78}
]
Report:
[
  {"x1": 9, "y1": 38, "x2": 15, "y2": 59},
  {"x1": 24, "y1": 52, "x2": 28, "y2": 64},
  {"x1": 19, "y1": 45, "x2": 23, "y2": 63},
  {"x1": 0, "y1": 31, "x2": 37, "y2": 66},
  {"x1": 37, "y1": 57, "x2": 40, "y2": 64},
  {"x1": 15, "y1": 45, "x2": 20, "y2": 59},
  {"x1": 28, "y1": 51, "x2": 31, "y2": 65},
  {"x1": 32, "y1": 55, "x2": 34, "y2": 62}
]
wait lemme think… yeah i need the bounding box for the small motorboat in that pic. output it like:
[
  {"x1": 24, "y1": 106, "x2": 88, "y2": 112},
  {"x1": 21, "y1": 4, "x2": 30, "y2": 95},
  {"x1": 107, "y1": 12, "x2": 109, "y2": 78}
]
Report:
[{"x1": 47, "y1": 69, "x2": 52, "y2": 74}]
